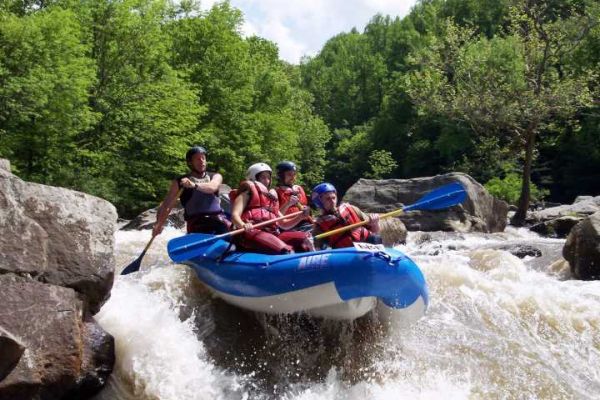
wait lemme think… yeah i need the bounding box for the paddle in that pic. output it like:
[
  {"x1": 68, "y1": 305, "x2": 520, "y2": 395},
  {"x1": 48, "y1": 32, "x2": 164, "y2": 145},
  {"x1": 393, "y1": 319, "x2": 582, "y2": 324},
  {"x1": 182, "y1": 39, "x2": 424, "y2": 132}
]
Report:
[
  {"x1": 314, "y1": 181, "x2": 467, "y2": 240},
  {"x1": 169, "y1": 209, "x2": 305, "y2": 262},
  {"x1": 121, "y1": 188, "x2": 183, "y2": 275}
]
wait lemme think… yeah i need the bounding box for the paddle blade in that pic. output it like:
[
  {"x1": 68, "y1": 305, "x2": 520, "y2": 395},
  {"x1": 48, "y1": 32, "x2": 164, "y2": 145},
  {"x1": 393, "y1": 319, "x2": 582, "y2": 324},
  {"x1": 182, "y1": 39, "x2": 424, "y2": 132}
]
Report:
[
  {"x1": 121, "y1": 252, "x2": 145, "y2": 275},
  {"x1": 168, "y1": 233, "x2": 219, "y2": 263},
  {"x1": 403, "y1": 182, "x2": 467, "y2": 212}
]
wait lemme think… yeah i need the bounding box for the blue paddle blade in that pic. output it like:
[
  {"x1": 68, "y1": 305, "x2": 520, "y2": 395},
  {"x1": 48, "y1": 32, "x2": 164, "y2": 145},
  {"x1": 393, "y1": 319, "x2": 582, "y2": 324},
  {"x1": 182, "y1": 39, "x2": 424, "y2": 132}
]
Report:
[
  {"x1": 403, "y1": 182, "x2": 467, "y2": 212},
  {"x1": 168, "y1": 233, "x2": 220, "y2": 263}
]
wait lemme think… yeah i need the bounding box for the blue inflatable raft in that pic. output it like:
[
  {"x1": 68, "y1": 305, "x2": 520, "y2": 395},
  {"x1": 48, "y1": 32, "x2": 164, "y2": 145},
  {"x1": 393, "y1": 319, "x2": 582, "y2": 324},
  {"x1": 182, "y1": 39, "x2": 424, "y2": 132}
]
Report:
[{"x1": 168, "y1": 233, "x2": 429, "y2": 322}]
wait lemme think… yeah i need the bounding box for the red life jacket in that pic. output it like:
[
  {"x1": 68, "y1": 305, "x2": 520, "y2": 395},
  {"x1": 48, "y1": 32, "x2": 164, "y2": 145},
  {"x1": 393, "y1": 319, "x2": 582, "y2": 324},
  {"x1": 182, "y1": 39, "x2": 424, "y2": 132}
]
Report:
[
  {"x1": 231, "y1": 181, "x2": 280, "y2": 225},
  {"x1": 315, "y1": 203, "x2": 370, "y2": 248},
  {"x1": 275, "y1": 185, "x2": 308, "y2": 215}
]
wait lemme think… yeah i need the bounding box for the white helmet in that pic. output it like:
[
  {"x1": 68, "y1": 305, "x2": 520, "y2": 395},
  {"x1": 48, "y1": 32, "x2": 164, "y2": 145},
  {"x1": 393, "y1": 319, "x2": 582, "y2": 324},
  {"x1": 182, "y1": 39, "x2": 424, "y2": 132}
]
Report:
[{"x1": 246, "y1": 162, "x2": 272, "y2": 181}]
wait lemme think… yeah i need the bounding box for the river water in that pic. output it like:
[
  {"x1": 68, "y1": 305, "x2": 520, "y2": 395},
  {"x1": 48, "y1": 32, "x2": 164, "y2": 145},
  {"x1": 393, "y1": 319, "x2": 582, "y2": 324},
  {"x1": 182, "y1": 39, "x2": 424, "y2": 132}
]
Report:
[{"x1": 94, "y1": 227, "x2": 600, "y2": 400}]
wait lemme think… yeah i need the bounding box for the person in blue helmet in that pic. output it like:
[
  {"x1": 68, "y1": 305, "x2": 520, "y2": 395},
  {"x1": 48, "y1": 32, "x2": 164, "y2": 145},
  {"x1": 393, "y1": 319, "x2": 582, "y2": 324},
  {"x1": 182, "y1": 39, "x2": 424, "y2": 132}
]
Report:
[
  {"x1": 311, "y1": 182, "x2": 381, "y2": 249},
  {"x1": 153, "y1": 146, "x2": 230, "y2": 236}
]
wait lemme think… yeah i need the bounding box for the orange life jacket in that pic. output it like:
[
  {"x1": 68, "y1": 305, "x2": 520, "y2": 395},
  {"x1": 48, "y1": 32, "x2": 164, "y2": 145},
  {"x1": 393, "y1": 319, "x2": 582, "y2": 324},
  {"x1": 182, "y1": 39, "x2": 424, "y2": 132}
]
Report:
[
  {"x1": 275, "y1": 184, "x2": 308, "y2": 215},
  {"x1": 315, "y1": 203, "x2": 370, "y2": 248},
  {"x1": 230, "y1": 181, "x2": 280, "y2": 225}
]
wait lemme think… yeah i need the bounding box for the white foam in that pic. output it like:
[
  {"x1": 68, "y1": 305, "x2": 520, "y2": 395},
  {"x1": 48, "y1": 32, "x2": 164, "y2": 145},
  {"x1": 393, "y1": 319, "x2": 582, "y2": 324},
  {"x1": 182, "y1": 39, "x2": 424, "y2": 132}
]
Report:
[
  {"x1": 95, "y1": 226, "x2": 600, "y2": 399},
  {"x1": 95, "y1": 267, "x2": 243, "y2": 400}
]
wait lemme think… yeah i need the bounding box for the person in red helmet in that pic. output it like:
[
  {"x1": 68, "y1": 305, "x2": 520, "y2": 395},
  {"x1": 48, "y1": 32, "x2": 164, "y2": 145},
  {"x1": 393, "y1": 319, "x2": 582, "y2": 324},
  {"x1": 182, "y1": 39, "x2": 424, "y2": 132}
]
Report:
[
  {"x1": 153, "y1": 146, "x2": 230, "y2": 236},
  {"x1": 311, "y1": 182, "x2": 381, "y2": 249},
  {"x1": 230, "y1": 162, "x2": 314, "y2": 254},
  {"x1": 274, "y1": 161, "x2": 313, "y2": 232}
]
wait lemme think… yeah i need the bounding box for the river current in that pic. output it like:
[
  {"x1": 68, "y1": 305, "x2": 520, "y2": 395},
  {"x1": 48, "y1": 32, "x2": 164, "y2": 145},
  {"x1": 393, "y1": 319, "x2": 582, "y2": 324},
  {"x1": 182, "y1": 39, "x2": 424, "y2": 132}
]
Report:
[{"x1": 94, "y1": 227, "x2": 600, "y2": 400}]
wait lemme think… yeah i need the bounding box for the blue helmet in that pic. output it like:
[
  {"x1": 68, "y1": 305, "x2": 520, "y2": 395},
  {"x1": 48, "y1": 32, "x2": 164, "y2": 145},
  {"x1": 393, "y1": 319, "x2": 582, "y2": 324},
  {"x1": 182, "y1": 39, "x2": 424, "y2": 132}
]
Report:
[{"x1": 311, "y1": 182, "x2": 337, "y2": 209}]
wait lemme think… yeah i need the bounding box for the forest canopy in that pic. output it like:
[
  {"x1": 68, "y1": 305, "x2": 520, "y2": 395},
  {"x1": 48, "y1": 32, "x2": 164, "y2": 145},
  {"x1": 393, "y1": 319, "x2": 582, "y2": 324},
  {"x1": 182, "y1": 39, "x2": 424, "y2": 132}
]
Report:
[{"x1": 1, "y1": 0, "x2": 598, "y2": 218}]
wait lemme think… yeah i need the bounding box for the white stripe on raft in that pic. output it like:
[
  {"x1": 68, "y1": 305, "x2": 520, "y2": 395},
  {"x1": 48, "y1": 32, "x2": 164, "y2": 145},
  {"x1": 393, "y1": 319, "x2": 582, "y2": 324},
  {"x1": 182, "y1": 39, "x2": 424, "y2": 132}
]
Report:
[{"x1": 205, "y1": 281, "x2": 426, "y2": 321}]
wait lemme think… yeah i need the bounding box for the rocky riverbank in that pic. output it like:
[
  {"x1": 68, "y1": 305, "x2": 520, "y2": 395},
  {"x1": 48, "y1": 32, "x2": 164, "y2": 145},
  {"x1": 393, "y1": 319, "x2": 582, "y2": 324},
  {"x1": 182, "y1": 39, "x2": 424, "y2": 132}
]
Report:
[{"x1": 0, "y1": 159, "x2": 116, "y2": 399}]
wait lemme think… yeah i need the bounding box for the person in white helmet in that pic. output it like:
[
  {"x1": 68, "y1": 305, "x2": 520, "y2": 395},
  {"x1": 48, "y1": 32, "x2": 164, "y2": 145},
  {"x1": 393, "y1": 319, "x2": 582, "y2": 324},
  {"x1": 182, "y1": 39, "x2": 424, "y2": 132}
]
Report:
[{"x1": 230, "y1": 162, "x2": 314, "y2": 254}]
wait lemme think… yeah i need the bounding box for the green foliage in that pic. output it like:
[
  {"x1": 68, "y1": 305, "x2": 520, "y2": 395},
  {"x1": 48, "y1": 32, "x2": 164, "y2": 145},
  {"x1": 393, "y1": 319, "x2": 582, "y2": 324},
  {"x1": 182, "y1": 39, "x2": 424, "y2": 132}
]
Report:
[
  {"x1": 366, "y1": 150, "x2": 397, "y2": 179},
  {"x1": 485, "y1": 172, "x2": 549, "y2": 205},
  {"x1": 300, "y1": 32, "x2": 387, "y2": 129},
  {"x1": 0, "y1": 7, "x2": 97, "y2": 183},
  {"x1": 1, "y1": 0, "x2": 598, "y2": 218},
  {"x1": 403, "y1": 3, "x2": 595, "y2": 222}
]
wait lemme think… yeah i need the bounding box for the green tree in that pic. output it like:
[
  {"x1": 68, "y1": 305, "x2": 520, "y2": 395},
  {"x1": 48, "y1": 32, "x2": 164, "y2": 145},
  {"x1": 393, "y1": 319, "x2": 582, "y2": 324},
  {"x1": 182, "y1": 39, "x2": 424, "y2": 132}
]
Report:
[
  {"x1": 80, "y1": 0, "x2": 203, "y2": 215},
  {"x1": 404, "y1": 1, "x2": 595, "y2": 225},
  {"x1": 0, "y1": 7, "x2": 97, "y2": 184},
  {"x1": 365, "y1": 149, "x2": 398, "y2": 179},
  {"x1": 301, "y1": 31, "x2": 387, "y2": 129}
]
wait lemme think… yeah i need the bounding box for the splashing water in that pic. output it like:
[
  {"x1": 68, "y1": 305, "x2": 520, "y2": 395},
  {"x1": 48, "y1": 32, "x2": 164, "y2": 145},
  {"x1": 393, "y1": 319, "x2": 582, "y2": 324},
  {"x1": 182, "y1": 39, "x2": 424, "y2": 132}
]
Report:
[{"x1": 94, "y1": 227, "x2": 600, "y2": 399}]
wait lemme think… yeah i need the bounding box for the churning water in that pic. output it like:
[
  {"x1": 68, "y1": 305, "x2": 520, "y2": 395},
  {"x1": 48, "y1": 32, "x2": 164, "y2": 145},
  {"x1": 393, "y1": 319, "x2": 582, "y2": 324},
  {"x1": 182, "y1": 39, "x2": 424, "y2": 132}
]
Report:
[{"x1": 94, "y1": 227, "x2": 600, "y2": 400}]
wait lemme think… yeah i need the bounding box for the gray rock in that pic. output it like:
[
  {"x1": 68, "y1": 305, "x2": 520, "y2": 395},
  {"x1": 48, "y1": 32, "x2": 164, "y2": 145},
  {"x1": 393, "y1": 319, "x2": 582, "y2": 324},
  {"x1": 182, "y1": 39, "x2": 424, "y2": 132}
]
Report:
[
  {"x1": 529, "y1": 196, "x2": 600, "y2": 223},
  {"x1": 0, "y1": 159, "x2": 9, "y2": 172},
  {"x1": 379, "y1": 218, "x2": 407, "y2": 246},
  {"x1": 344, "y1": 172, "x2": 508, "y2": 233},
  {"x1": 529, "y1": 216, "x2": 582, "y2": 238},
  {"x1": 0, "y1": 274, "x2": 114, "y2": 400},
  {"x1": 563, "y1": 211, "x2": 600, "y2": 280},
  {"x1": 0, "y1": 163, "x2": 117, "y2": 314},
  {"x1": 121, "y1": 204, "x2": 186, "y2": 231}
]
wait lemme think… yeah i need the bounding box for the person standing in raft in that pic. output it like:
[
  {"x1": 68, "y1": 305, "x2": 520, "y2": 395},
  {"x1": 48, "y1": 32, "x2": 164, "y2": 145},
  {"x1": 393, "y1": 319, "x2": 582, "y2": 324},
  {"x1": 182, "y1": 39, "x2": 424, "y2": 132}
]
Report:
[
  {"x1": 311, "y1": 182, "x2": 382, "y2": 249},
  {"x1": 274, "y1": 161, "x2": 313, "y2": 232},
  {"x1": 152, "y1": 146, "x2": 230, "y2": 236},
  {"x1": 230, "y1": 163, "x2": 314, "y2": 254}
]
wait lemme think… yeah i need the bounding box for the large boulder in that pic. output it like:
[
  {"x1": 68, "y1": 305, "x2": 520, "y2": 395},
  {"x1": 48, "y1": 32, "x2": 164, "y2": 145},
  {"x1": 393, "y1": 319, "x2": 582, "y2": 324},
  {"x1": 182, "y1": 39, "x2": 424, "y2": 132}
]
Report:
[
  {"x1": 0, "y1": 159, "x2": 116, "y2": 398},
  {"x1": 563, "y1": 211, "x2": 600, "y2": 280},
  {"x1": 0, "y1": 160, "x2": 116, "y2": 314},
  {"x1": 529, "y1": 196, "x2": 600, "y2": 223},
  {"x1": 0, "y1": 275, "x2": 114, "y2": 400},
  {"x1": 121, "y1": 184, "x2": 232, "y2": 230},
  {"x1": 344, "y1": 173, "x2": 508, "y2": 233},
  {"x1": 527, "y1": 196, "x2": 600, "y2": 237}
]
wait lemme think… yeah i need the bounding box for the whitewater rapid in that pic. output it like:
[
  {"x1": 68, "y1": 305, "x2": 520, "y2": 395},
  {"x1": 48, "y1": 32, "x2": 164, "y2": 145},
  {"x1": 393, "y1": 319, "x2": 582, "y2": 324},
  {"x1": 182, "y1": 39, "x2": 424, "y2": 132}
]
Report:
[{"x1": 94, "y1": 227, "x2": 600, "y2": 400}]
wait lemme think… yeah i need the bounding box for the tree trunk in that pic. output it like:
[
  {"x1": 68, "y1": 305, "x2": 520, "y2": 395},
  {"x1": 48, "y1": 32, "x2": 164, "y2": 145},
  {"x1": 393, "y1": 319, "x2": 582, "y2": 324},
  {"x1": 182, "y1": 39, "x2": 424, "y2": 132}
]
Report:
[{"x1": 512, "y1": 128, "x2": 536, "y2": 226}]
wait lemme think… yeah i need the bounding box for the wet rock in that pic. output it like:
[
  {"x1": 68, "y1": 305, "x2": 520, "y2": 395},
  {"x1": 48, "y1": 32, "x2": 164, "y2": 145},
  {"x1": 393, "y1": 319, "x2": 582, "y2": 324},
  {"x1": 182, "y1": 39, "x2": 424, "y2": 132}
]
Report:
[
  {"x1": 411, "y1": 232, "x2": 433, "y2": 245},
  {"x1": 528, "y1": 196, "x2": 600, "y2": 224},
  {"x1": 379, "y1": 218, "x2": 407, "y2": 246},
  {"x1": 495, "y1": 244, "x2": 542, "y2": 259},
  {"x1": 529, "y1": 216, "x2": 582, "y2": 238},
  {"x1": 0, "y1": 327, "x2": 24, "y2": 381},
  {"x1": 121, "y1": 184, "x2": 232, "y2": 230},
  {"x1": 344, "y1": 172, "x2": 508, "y2": 233},
  {"x1": 63, "y1": 318, "x2": 115, "y2": 400},
  {"x1": 0, "y1": 274, "x2": 114, "y2": 400},
  {"x1": 563, "y1": 211, "x2": 600, "y2": 280},
  {"x1": 0, "y1": 161, "x2": 116, "y2": 314},
  {"x1": 121, "y1": 203, "x2": 186, "y2": 231}
]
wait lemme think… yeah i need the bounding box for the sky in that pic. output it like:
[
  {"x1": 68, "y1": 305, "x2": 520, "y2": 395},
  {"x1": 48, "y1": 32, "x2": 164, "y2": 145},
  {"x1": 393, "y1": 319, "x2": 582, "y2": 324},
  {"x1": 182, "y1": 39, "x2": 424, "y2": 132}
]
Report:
[{"x1": 200, "y1": 0, "x2": 419, "y2": 64}]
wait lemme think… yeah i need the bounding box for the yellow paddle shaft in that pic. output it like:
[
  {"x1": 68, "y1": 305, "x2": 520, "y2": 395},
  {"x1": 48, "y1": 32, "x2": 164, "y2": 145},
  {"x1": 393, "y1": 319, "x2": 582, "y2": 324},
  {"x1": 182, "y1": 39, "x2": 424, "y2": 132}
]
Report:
[{"x1": 314, "y1": 207, "x2": 405, "y2": 240}]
